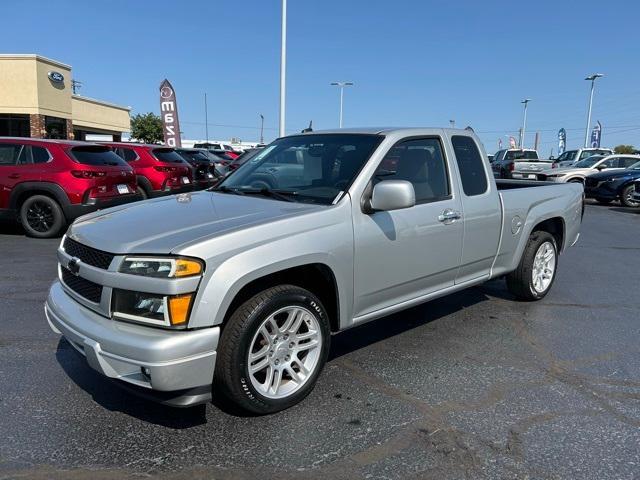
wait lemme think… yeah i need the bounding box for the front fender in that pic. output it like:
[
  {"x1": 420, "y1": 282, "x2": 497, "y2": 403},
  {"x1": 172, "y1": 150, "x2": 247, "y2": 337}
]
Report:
[{"x1": 185, "y1": 201, "x2": 355, "y2": 329}]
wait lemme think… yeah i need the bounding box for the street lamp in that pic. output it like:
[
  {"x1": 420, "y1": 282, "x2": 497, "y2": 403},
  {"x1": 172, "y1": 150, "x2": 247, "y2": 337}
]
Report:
[
  {"x1": 520, "y1": 99, "x2": 531, "y2": 148},
  {"x1": 279, "y1": 0, "x2": 287, "y2": 137},
  {"x1": 584, "y1": 73, "x2": 603, "y2": 148},
  {"x1": 330, "y1": 81, "x2": 354, "y2": 128},
  {"x1": 259, "y1": 114, "x2": 264, "y2": 144}
]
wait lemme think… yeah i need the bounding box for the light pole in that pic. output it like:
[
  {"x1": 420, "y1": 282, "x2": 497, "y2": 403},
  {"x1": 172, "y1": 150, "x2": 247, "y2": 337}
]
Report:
[
  {"x1": 279, "y1": 0, "x2": 287, "y2": 137},
  {"x1": 520, "y1": 99, "x2": 531, "y2": 148},
  {"x1": 584, "y1": 73, "x2": 603, "y2": 148},
  {"x1": 330, "y1": 81, "x2": 354, "y2": 128},
  {"x1": 204, "y1": 93, "x2": 209, "y2": 143},
  {"x1": 259, "y1": 114, "x2": 264, "y2": 144}
]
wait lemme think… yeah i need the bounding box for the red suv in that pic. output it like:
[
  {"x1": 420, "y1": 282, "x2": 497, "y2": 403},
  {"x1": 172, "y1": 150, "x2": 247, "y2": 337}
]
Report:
[
  {"x1": 0, "y1": 138, "x2": 139, "y2": 238},
  {"x1": 102, "y1": 143, "x2": 193, "y2": 199}
]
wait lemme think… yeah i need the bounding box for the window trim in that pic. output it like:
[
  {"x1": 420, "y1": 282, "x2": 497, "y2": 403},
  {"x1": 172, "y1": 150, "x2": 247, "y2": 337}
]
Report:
[
  {"x1": 365, "y1": 135, "x2": 453, "y2": 207},
  {"x1": 450, "y1": 134, "x2": 490, "y2": 197}
]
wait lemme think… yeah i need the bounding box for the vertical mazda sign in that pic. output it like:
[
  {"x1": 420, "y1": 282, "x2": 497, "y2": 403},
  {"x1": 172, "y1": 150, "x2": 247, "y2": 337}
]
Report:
[{"x1": 159, "y1": 79, "x2": 182, "y2": 147}]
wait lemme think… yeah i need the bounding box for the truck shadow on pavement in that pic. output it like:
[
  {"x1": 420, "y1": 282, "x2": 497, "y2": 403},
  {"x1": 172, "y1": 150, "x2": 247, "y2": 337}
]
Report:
[
  {"x1": 54, "y1": 280, "x2": 513, "y2": 423},
  {"x1": 54, "y1": 339, "x2": 208, "y2": 428}
]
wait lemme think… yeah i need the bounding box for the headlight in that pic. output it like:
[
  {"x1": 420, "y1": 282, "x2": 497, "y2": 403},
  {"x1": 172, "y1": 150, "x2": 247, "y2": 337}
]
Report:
[
  {"x1": 119, "y1": 257, "x2": 203, "y2": 278},
  {"x1": 112, "y1": 289, "x2": 194, "y2": 328}
]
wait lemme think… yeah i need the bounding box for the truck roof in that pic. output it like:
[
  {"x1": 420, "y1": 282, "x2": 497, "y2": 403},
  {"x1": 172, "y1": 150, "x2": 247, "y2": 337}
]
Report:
[{"x1": 299, "y1": 127, "x2": 474, "y2": 136}]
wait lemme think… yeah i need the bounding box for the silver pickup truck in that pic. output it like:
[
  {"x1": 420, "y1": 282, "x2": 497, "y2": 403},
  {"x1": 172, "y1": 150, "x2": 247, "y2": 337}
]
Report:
[{"x1": 45, "y1": 128, "x2": 584, "y2": 414}]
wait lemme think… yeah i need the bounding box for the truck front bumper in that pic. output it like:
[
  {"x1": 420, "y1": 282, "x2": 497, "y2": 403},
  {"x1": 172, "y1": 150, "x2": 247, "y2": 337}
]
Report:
[{"x1": 45, "y1": 281, "x2": 219, "y2": 407}]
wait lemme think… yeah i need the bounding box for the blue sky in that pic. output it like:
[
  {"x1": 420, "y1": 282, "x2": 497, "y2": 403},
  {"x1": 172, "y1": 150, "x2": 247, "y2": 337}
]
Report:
[{"x1": 4, "y1": 0, "x2": 640, "y2": 153}]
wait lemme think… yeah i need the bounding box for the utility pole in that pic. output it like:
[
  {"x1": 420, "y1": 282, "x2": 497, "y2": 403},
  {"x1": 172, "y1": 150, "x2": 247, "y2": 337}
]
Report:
[
  {"x1": 204, "y1": 93, "x2": 209, "y2": 143},
  {"x1": 279, "y1": 0, "x2": 287, "y2": 137},
  {"x1": 520, "y1": 99, "x2": 531, "y2": 148},
  {"x1": 330, "y1": 81, "x2": 354, "y2": 128},
  {"x1": 259, "y1": 114, "x2": 264, "y2": 144},
  {"x1": 449, "y1": 120, "x2": 455, "y2": 128},
  {"x1": 584, "y1": 74, "x2": 603, "y2": 148},
  {"x1": 71, "y1": 79, "x2": 82, "y2": 95}
]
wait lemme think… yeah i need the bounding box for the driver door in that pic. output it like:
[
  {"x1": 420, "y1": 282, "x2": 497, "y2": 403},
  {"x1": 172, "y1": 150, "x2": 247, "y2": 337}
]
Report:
[{"x1": 352, "y1": 137, "x2": 464, "y2": 320}]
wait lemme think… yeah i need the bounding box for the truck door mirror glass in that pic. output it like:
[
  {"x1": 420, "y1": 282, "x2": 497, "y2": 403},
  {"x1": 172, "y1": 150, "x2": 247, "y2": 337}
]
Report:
[{"x1": 368, "y1": 180, "x2": 415, "y2": 212}]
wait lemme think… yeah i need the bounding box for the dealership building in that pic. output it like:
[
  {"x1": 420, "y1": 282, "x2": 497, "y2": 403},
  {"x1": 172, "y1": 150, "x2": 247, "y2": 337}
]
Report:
[{"x1": 0, "y1": 54, "x2": 131, "y2": 141}]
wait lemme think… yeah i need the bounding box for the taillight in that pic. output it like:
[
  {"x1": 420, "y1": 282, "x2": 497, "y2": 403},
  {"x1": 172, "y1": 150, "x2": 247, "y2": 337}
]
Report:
[
  {"x1": 552, "y1": 163, "x2": 557, "y2": 169},
  {"x1": 509, "y1": 163, "x2": 515, "y2": 172},
  {"x1": 154, "y1": 166, "x2": 177, "y2": 172},
  {"x1": 71, "y1": 170, "x2": 106, "y2": 178}
]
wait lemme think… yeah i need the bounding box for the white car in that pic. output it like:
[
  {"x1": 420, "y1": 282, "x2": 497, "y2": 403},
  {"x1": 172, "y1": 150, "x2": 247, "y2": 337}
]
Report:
[
  {"x1": 541, "y1": 154, "x2": 639, "y2": 183},
  {"x1": 553, "y1": 148, "x2": 613, "y2": 168}
]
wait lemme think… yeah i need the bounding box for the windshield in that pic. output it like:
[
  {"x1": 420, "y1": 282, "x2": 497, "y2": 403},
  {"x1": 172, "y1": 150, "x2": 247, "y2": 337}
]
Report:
[
  {"x1": 70, "y1": 146, "x2": 129, "y2": 166},
  {"x1": 152, "y1": 148, "x2": 186, "y2": 163},
  {"x1": 218, "y1": 134, "x2": 383, "y2": 204},
  {"x1": 574, "y1": 156, "x2": 604, "y2": 168},
  {"x1": 505, "y1": 150, "x2": 538, "y2": 160},
  {"x1": 580, "y1": 149, "x2": 610, "y2": 160},
  {"x1": 556, "y1": 150, "x2": 576, "y2": 161}
]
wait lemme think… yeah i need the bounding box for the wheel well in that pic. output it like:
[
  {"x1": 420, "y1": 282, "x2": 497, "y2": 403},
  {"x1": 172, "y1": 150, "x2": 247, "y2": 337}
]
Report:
[
  {"x1": 223, "y1": 264, "x2": 340, "y2": 332},
  {"x1": 533, "y1": 217, "x2": 565, "y2": 251},
  {"x1": 15, "y1": 190, "x2": 61, "y2": 210},
  {"x1": 567, "y1": 177, "x2": 583, "y2": 184}
]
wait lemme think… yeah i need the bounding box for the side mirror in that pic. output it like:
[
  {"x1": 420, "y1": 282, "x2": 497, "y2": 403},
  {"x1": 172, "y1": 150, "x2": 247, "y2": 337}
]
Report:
[
  {"x1": 368, "y1": 180, "x2": 415, "y2": 212},
  {"x1": 596, "y1": 164, "x2": 607, "y2": 170}
]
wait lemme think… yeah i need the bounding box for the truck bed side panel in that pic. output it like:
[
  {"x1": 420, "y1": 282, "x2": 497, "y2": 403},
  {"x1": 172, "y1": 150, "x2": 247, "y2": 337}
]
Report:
[{"x1": 491, "y1": 184, "x2": 583, "y2": 278}]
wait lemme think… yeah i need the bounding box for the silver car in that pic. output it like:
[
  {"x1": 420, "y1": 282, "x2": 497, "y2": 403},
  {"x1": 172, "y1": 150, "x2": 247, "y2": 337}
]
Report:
[{"x1": 542, "y1": 154, "x2": 640, "y2": 183}]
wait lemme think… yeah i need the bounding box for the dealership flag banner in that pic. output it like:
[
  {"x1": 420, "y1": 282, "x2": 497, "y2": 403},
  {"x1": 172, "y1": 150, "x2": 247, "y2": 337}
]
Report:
[
  {"x1": 558, "y1": 128, "x2": 566, "y2": 155},
  {"x1": 159, "y1": 79, "x2": 182, "y2": 147},
  {"x1": 590, "y1": 121, "x2": 602, "y2": 148}
]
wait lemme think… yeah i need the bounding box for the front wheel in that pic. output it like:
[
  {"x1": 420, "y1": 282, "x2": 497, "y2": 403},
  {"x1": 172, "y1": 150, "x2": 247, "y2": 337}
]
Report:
[
  {"x1": 214, "y1": 285, "x2": 330, "y2": 414},
  {"x1": 506, "y1": 231, "x2": 558, "y2": 301},
  {"x1": 620, "y1": 185, "x2": 639, "y2": 208}
]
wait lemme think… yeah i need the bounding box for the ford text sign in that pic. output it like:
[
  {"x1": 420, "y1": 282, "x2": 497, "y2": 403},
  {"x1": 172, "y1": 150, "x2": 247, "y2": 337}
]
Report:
[{"x1": 159, "y1": 79, "x2": 182, "y2": 148}]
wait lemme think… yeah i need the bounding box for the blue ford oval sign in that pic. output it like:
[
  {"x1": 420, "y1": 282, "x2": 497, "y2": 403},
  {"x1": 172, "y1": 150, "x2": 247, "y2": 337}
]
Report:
[{"x1": 48, "y1": 71, "x2": 64, "y2": 83}]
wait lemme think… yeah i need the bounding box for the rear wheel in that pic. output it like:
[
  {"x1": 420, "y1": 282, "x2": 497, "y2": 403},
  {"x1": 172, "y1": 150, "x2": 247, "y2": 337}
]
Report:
[
  {"x1": 620, "y1": 184, "x2": 639, "y2": 208},
  {"x1": 19, "y1": 195, "x2": 66, "y2": 238},
  {"x1": 507, "y1": 231, "x2": 558, "y2": 301},
  {"x1": 214, "y1": 285, "x2": 330, "y2": 414},
  {"x1": 136, "y1": 186, "x2": 148, "y2": 200}
]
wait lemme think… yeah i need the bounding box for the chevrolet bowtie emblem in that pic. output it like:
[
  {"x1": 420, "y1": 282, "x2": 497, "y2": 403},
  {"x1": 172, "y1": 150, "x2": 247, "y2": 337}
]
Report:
[{"x1": 67, "y1": 258, "x2": 80, "y2": 276}]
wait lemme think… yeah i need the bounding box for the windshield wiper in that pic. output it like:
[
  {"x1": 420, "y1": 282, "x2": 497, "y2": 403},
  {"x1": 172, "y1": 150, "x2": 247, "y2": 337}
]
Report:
[
  {"x1": 210, "y1": 185, "x2": 245, "y2": 195},
  {"x1": 241, "y1": 187, "x2": 297, "y2": 202}
]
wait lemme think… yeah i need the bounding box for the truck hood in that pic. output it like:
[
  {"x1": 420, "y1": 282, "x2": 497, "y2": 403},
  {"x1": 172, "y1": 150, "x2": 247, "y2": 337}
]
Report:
[{"x1": 67, "y1": 191, "x2": 323, "y2": 254}]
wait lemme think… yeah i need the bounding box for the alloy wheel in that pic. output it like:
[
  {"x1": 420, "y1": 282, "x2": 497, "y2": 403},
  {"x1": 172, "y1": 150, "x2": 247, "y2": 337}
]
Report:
[
  {"x1": 26, "y1": 201, "x2": 55, "y2": 233},
  {"x1": 532, "y1": 241, "x2": 556, "y2": 293}
]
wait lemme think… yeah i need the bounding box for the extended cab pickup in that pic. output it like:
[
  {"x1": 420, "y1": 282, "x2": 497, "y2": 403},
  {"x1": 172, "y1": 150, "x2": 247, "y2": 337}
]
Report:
[{"x1": 45, "y1": 128, "x2": 583, "y2": 414}]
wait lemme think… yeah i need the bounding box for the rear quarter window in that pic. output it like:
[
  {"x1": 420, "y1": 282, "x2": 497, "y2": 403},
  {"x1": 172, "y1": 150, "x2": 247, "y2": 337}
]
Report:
[
  {"x1": 32, "y1": 146, "x2": 51, "y2": 163},
  {"x1": 70, "y1": 146, "x2": 129, "y2": 166},
  {"x1": 451, "y1": 136, "x2": 488, "y2": 196},
  {"x1": 152, "y1": 148, "x2": 185, "y2": 163}
]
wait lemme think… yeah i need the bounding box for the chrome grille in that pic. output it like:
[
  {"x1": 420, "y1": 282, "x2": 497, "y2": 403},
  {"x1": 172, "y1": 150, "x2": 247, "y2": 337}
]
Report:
[
  {"x1": 61, "y1": 267, "x2": 103, "y2": 303},
  {"x1": 63, "y1": 237, "x2": 114, "y2": 270}
]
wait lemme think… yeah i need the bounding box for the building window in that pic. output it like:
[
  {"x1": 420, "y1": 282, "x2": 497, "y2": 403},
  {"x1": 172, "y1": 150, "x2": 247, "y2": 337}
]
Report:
[
  {"x1": 0, "y1": 114, "x2": 30, "y2": 137},
  {"x1": 45, "y1": 116, "x2": 67, "y2": 139}
]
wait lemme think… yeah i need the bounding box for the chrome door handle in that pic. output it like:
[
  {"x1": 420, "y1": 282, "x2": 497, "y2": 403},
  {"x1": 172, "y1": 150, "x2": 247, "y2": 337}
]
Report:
[{"x1": 438, "y1": 209, "x2": 462, "y2": 223}]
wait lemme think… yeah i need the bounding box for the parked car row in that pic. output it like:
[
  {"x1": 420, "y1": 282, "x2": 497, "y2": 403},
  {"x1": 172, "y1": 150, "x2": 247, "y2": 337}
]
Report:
[
  {"x1": 490, "y1": 149, "x2": 640, "y2": 208},
  {"x1": 0, "y1": 137, "x2": 234, "y2": 238}
]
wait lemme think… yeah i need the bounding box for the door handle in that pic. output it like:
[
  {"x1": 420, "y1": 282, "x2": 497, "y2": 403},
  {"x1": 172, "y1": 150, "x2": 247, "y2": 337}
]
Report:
[
  {"x1": 8, "y1": 173, "x2": 20, "y2": 179},
  {"x1": 438, "y1": 209, "x2": 462, "y2": 223}
]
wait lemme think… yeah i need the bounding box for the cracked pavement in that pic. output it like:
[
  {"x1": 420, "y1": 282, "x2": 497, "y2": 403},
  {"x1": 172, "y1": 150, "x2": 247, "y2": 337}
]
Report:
[{"x1": 1, "y1": 202, "x2": 639, "y2": 479}]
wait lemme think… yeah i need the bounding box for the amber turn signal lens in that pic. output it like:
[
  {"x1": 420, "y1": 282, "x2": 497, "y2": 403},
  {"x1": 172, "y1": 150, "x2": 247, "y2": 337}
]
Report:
[
  {"x1": 168, "y1": 294, "x2": 193, "y2": 325},
  {"x1": 175, "y1": 259, "x2": 203, "y2": 277}
]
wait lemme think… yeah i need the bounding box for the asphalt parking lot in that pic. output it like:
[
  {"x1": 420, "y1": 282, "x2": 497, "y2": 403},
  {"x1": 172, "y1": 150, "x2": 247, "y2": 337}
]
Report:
[{"x1": 1, "y1": 202, "x2": 639, "y2": 480}]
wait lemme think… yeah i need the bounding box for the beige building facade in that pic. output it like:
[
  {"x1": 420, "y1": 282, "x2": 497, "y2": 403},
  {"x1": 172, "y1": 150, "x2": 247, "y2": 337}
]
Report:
[{"x1": 0, "y1": 54, "x2": 130, "y2": 141}]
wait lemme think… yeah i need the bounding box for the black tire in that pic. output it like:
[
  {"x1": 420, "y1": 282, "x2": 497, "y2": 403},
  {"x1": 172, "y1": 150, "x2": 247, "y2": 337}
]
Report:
[
  {"x1": 19, "y1": 195, "x2": 66, "y2": 238},
  {"x1": 567, "y1": 178, "x2": 583, "y2": 184},
  {"x1": 595, "y1": 197, "x2": 613, "y2": 205},
  {"x1": 136, "y1": 186, "x2": 148, "y2": 200},
  {"x1": 214, "y1": 285, "x2": 331, "y2": 415},
  {"x1": 506, "y1": 231, "x2": 558, "y2": 301},
  {"x1": 620, "y1": 184, "x2": 639, "y2": 208}
]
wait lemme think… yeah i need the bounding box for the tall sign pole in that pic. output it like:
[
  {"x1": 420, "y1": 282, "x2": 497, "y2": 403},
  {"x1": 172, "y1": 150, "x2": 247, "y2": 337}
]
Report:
[
  {"x1": 159, "y1": 79, "x2": 182, "y2": 147},
  {"x1": 279, "y1": 0, "x2": 287, "y2": 137}
]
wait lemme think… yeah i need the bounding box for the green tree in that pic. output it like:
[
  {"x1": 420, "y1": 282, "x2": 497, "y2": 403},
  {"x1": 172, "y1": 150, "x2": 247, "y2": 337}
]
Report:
[
  {"x1": 130, "y1": 112, "x2": 164, "y2": 144},
  {"x1": 614, "y1": 144, "x2": 635, "y2": 154}
]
